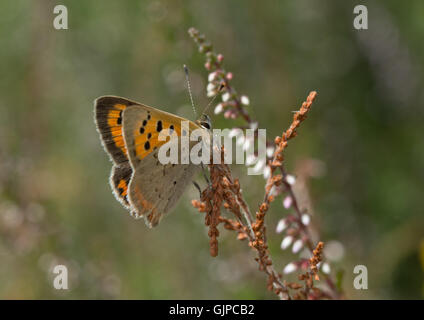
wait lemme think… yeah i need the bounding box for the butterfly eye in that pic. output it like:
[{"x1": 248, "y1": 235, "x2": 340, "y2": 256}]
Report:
[
  {"x1": 199, "y1": 114, "x2": 212, "y2": 130},
  {"x1": 201, "y1": 121, "x2": 210, "y2": 130}
]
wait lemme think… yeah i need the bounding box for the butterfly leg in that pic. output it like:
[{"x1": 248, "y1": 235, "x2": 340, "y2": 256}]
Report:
[
  {"x1": 192, "y1": 181, "x2": 202, "y2": 198},
  {"x1": 192, "y1": 163, "x2": 212, "y2": 198},
  {"x1": 201, "y1": 163, "x2": 211, "y2": 187}
]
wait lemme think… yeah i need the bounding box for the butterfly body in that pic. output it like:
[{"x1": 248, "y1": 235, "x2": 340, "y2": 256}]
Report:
[{"x1": 95, "y1": 96, "x2": 209, "y2": 228}]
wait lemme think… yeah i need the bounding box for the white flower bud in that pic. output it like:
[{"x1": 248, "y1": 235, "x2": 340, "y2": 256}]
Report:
[
  {"x1": 280, "y1": 236, "x2": 293, "y2": 250},
  {"x1": 283, "y1": 262, "x2": 297, "y2": 274},
  {"x1": 263, "y1": 166, "x2": 271, "y2": 179},
  {"x1": 322, "y1": 263, "x2": 331, "y2": 274},
  {"x1": 266, "y1": 146, "x2": 275, "y2": 158},
  {"x1": 208, "y1": 72, "x2": 217, "y2": 82},
  {"x1": 207, "y1": 82, "x2": 216, "y2": 93},
  {"x1": 241, "y1": 95, "x2": 250, "y2": 105},
  {"x1": 222, "y1": 92, "x2": 230, "y2": 102},
  {"x1": 301, "y1": 214, "x2": 310, "y2": 226},
  {"x1": 286, "y1": 174, "x2": 296, "y2": 185},
  {"x1": 276, "y1": 219, "x2": 287, "y2": 233},
  {"x1": 292, "y1": 239, "x2": 304, "y2": 254},
  {"x1": 214, "y1": 103, "x2": 223, "y2": 114}
]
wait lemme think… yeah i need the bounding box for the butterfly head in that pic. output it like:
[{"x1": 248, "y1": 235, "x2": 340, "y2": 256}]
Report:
[{"x1": 197, "y1": 114, "x2": 212, "y2": 131}]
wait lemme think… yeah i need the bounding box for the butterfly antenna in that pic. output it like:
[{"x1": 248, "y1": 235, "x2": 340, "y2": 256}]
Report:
[
  {"x1": 202, "y1": 82, "x2": 225, "y2": 115},
  {"x1": 184, "y1": 64, "x2": 197, "y2": 118}
]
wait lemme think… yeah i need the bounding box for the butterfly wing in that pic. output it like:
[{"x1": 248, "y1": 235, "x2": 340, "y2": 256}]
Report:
[
  {"x1": 122, "y1": 105, "x2": 203, "y2": 227},
  {"x1": 94, "y1": 96, "x2": 139, "y2": 165},
  {"x1": 109, "y1": 163, "x2": 133, "y2": 211},
  {"x1": 127, "y1": 148, "x2": 199, "y2": 227}
]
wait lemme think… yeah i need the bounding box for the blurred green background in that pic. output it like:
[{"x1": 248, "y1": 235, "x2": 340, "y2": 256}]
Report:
[{"x1": 0, "y1": 0, "x2": 423, "y2": 299}]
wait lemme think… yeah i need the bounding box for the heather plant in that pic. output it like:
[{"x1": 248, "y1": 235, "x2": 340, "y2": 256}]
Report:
[{"x1": 189, "y1": 27, "x2": 343, "y2": 299}]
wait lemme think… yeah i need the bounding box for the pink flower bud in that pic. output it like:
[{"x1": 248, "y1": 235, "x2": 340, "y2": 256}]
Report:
[{"x1": 283, "y1": 196, "x2": 292, "y2": 209}]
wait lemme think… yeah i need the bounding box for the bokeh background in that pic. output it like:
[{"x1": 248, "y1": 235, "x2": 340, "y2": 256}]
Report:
[{"x1": 0, "y1": 0, "x2": 423, "y2": 299}]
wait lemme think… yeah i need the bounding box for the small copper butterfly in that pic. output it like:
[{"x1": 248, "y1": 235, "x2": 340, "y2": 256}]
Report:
[{"x1": 94, "y1": 96, "x2": 211, "y2": 228}]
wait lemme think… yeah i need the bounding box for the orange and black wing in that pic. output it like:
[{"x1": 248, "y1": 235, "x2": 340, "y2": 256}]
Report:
[{"x1": 95, "y1": 96, "x2": 140, "y2": 165}]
